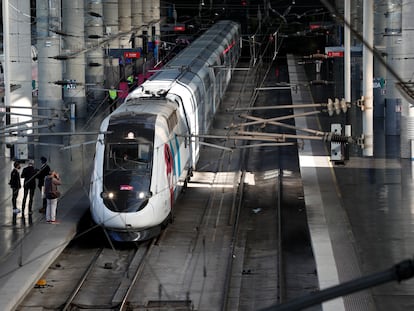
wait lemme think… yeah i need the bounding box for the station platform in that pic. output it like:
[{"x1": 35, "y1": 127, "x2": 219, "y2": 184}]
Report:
[
  {"x1": 288, "y1": 54, "x2": 414, "y2": 311},
  {"x1": 0, "y1": 55, "x2": 413, "y2": 311},
  {"x1": 0, "y1": 121, "x2": 97, "y2": 310},
  {"x1": 0, "y1": 177, "x2": 89, "y2": 311}
]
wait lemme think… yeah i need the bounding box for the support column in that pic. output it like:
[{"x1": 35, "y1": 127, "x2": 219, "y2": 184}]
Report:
[
  {"x1": 62, "y1": 0, "x2": 87, "y2": 119},
  {"x1": 103, "y1": 0, "x2": 120, "y2": 90},
  {"x1": 400, "y1": 0, "x2": 414, "y2": 158},
  {"x1": 373, "y1": 0, "x2": 387, "y2": 118},
  {"x1": 142, "y1": 0, "x2": 153, "y2": 69},
  {"x1": 103, "y1": 0, "x2": 119, "y2": 48},
  {"x1": 119, "y1": 0, "x2": 132, "y2": 48},
  {"x1": 36, "y1": 0, "x2": 64, "y2": 144},
  {"x1": 132, "y1": 0, "x2": 143, "y2": 48},
  {"x1": 152, "y1": 1, "x2": 160, "y2": 35},
  {"x1": 3, "y1": 0, "x2": 33, "y2": 158},
  {"x1": 344, "y1": 0, "x2": 351, "y2": 104},
  {"x1": 362, "y1": 0, "x2": 374, "y2": 157},
  {"x1": 152, "y1": 0, "x2": 161, "y2": 64},
  {"x1": 85, "y1": 0, "x2": 105, "y2": 114},
  {"x1": 384, "y1": 0, "x2": 402, "y2": 139}
]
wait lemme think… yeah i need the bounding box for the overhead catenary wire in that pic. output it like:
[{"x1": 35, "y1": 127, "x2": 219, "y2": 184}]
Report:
[
  {"x1": 0, "y1": 118, "x2": 51, "y2": 130},
  {"x1": 0, "y1": 131, "x2": 111, "y2": 137},
  {"x1": 238, "y1": 114, "x2": 326, "y2": 136},
  {"x1": 0, "y1": 123, "x2": 54, "y2": 136},
  {"x1": 0, "y1": 105, "x2": 68, "y2": 111},
  {"x1": 228, "y1": 102, "x2": 326, "y2": 111},
  {"x1": 1, "y1": 111, "x2": 65, "y2": 121}
]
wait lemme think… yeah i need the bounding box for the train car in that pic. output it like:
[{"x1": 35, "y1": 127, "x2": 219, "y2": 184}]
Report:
[{"x1": 89, "y1": 20, "x2": 241, "y2": 242}]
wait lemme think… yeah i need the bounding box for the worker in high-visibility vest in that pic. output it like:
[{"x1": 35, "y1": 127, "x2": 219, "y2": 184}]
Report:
[
  {"x1": 127, "y1": 75, "x2": 134, "y2": 87},
  {"x1": 108, "y1": 85, "x2": 117, "y2": 112}
]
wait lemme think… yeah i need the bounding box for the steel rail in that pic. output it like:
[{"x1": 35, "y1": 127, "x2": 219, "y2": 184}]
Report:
[
  {"x1": 61, "y1": 248, "x2": 104, "y2": 311},
  {"x1": 118, "y1": 240, "x2": 156, "y2": 311}
]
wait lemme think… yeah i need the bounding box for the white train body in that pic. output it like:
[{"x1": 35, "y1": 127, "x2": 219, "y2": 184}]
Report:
[{"x1": 89, "y1": 20, "x2": 241, "y2": 241}]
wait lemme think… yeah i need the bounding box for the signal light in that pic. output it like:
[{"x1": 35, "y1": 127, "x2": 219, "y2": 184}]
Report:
[{"x1": 241, "y1": 0, "x2": 247, "y2": 6}]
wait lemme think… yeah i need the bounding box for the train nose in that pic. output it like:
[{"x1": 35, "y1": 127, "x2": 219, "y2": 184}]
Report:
[{"x1": 101, "y1": 190, "x2": 152, "y2": 212}]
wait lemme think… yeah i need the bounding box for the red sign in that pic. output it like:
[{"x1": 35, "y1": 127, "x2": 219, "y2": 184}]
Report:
[
  {"x1": 327, "y1": 51, "x2": 344, "y2": 58},
  {"x1": 309, "y1": 24, "x2": 322, "y2": 30},
  {"x1": 173, "y1": 25, "x2": 185, "y2": 32},
  {"x1": 124, "y1": 51, "x2": 141, "y2": 59},
  {"x1": 120, "y1": 184, "x2": 134, "y2": 191}
]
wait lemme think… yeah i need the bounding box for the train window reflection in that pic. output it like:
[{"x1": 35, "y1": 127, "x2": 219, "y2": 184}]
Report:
[{"x1": 107, "y1": 143, "x2": 151, "y2": 170}]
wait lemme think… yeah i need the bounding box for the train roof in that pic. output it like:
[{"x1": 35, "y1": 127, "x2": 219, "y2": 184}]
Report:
[
  {"x1": 136, "y1": 20, "x2": 240, "y2": 96},
  {"x1": 114, "y1": 97, "x2": 178, "y2": 119}
]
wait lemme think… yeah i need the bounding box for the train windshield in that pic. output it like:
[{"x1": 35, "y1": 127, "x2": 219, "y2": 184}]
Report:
[
  {"x1": 107, "y1": 143, "x2": 151, "y2": 171},
  {"x1": 102, "y1": 142, "x2": 153, "y2": 213},
  {"x1": 102, "y1": 116, "x2": 155, "y2": 213}
]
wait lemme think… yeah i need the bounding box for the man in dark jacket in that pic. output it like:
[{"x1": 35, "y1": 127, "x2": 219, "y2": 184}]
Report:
[
  {"x1": 21, "y1": 160, "x2": 38, "y2": 216},
  {"x1": 37, "y1": 156, "x2": 50, "y2": 213},
  {"x1": 9, "y1": 161, "x2": 21, "y2": 214}
]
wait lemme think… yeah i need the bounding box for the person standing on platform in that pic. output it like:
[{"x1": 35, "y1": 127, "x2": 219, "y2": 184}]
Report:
[
  {"x1": 44, "y1": 170, "x2": 62, "y2": 224},
  {"x1": 37, "y1": 156, "x2": 50, "y2": 213},
  {"x1": 9, "y1": 161, "x2": 21, "y2": 214},
  {"x1": 21, "y1": 160, "x2": 38, "y2": 216},
  {"x1": 108, "y1": 85, "x2": 117, "y2": 112}
]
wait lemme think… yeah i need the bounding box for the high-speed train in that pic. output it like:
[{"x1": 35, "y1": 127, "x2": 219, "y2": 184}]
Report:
[{"x1": 89, "y1": 20, "x2": 241, "y2": 242}]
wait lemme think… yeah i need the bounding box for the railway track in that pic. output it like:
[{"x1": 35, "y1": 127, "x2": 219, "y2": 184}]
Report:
[
  {"x1": 121, "y1": 58, "x2": 286, "y2": 310},
  {"x1": 122, "y1": 59, "x2": 263, "y2": 310},
  {"x1": 17, "y1": 55, "x2": 318, "y2": 310},
  {"x1": 19, "y1": 238, "x2": 155, "y2": 310},
  {"x1": 62, "y1": 240, "x2": 154, "y2": 310}
]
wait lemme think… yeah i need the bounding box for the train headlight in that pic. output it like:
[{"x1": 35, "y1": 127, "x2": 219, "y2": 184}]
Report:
[
  {"x1": 101, "y1": 191, "x2": 115, "y2": 199},
  {"x1": 136, "y1": 191, "x2": 152, "y2": 200}
]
